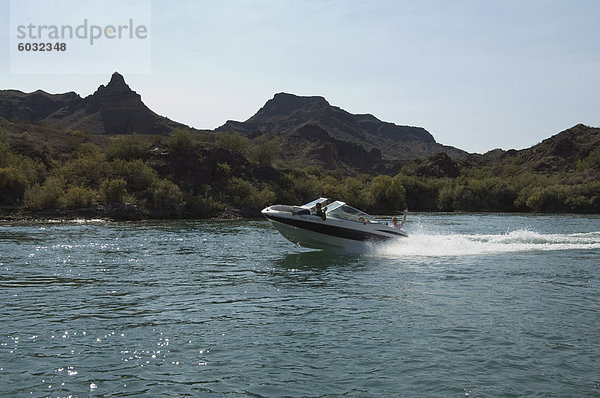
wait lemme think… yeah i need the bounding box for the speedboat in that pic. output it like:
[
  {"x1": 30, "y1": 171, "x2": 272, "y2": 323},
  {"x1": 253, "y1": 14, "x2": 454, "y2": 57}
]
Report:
[{"x1": 261, "y1": 197, "x2": 407, "y2": 252}]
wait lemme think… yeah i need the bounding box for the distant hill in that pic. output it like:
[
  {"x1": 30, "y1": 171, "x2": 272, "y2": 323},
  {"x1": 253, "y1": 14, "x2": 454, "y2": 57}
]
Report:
[
  {"x1": 218, "y1": 92, "x2": 467, "y2": 164},
  {"x1": 405, "y1": 124, "x2": 600, "y2": 179},
  {"x1": 0, "y1": 72, "x2": 187, "y2": 135},
  {"x1": 466, "y1": 124, "x2": 600, "y2": 176}
]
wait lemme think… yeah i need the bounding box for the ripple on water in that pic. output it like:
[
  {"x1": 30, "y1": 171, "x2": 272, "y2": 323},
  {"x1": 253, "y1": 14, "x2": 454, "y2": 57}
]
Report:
[{"x1": 1, "y1": 217, "x2": 599, "y2": 396}]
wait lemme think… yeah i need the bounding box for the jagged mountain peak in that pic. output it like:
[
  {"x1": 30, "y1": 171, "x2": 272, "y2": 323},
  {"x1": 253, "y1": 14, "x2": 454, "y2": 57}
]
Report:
[
  {"x1": 0, "y1": 72, "x2": 186, "y2": 135},
  {"x1": 108, "y1": 71, "x2": 126, "y2": 87},
  {"x1": 91, "y1": 71, "x2": 137, "y2": 99}
]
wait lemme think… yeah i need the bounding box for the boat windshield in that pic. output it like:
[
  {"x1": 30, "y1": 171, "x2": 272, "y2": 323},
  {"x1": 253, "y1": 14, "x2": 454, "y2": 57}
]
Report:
[
  {"x1": 301, "y1": 197, "x2": 330, "y2": 210},
  {"x1": 326, "y1": 203, "x2": 379, "y2": 223}
]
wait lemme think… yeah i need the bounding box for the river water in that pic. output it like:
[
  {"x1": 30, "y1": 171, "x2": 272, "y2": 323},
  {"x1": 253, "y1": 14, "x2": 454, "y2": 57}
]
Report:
[{"x1": 1, "y1": 214, "x2": 599, "y2": 397}]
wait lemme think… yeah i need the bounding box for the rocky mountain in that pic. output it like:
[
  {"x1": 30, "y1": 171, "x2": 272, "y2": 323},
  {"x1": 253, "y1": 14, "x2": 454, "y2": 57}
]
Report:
[
  {"x1": 1, "y1": 74, "x2": 469, "y2": 173},
  {"x1": 277, "y1": 123, "x2": 383, "y2": 172},
  {"x1": 0, "y1": 72, "x2": 185, "y2": 134},
  {"x1": 6, "y1": 73, "x2": 595, "y2": 179},
  {"x1": 218, "y1": 92, "x2": 467, "y2": 162},
  {"x1": 469, "y1": 124, "x2": 600, "y2": 175},
  {"x1": 390, "y1": 124, "x2": 600, "y2": 189}
]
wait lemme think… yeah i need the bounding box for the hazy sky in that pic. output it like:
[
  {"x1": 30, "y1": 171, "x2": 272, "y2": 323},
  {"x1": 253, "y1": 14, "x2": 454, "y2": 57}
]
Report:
[{"x1": 1, "y1": 0, "x2": 599, "y2": 153}]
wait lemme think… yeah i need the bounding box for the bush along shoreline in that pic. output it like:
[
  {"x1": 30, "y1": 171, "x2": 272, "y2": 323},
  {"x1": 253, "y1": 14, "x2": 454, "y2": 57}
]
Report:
[{"x1": 1, "y1": 125, "x2": 599, "y2": 221}]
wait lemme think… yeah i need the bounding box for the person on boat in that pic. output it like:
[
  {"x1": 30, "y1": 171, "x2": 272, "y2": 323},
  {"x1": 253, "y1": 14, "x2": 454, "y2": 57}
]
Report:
[
  {"x1": 315, "y1": 203, "x2": 326, "y2": 221},
  {"x1": 393, "y1": 209, "x2": 408, "y2": 228}
]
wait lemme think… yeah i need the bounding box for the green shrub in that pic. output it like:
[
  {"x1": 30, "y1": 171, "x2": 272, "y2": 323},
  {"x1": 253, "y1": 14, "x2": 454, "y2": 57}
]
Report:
[
  {"x1": 59, "y1": 186, "x2": 98, "y2": 209},
  {"x1": 452, "y1": 184, "x2": 479, "y2": 210},
  {"x1": 321, "y1": 175, "x2": 346, "y2": 199},
  {"x1": 109, "y1": 159, "x2": 157, "y2": 194},
  {"x1": 287, "y1": 173, "x2": 323, "y2": 205},
  {"x1": 0, "y1": 132, "x2": 18, "y2": 168},
  {"x1": 577, "y1": 147, "x2": 600, "y2": 170},
  {"x1": 228, "y1": 177, "x2": 254, "y2": 207},
  {"x1": 23, "y1": 176, "x2": 65, "y2": 210},
  {"x1": 367, "y1": 175, "x2": 406, "y2": 212},
  {"x1": 0, "y1": 167, "x2": 28, "y2": 204},
  {"x1": 183, "y1": 192, "x2": 224, "y2": 218},
  {"x1": 58, "y1": 155, "x2": 107, "y2": 188},
  {"x1": 75, "y1": 142, "x2": 104, "y2": 160},
  {"x1": 513, "y1": 177, "x2": 540, "y2": 210},
  {"x1": 526, "y1": 185, "x2": 572, "y2": 212},
  {"x1": 564, "y1": 195, "x2": 590, "y2": 212},
  {"x1": 254, "y1": 186, "x2": 276, "y2": 209},
  {"x1": 15, "y1": 156, "x2": 46, "y2": 186},
  {"x1": 582, "y1": 182, "x2": 600, "y2": 206},
  {"x1": 106, "y1": 134, "x2": 147, "y2": 160},
  {"x1": 249, "y1": 136, "x2": 280, "y2": 165},
  {"x1": 304, "y1": 165, "x2": 324, "y2": 177},
  {"x1": 398, "y1": 176, "x2": 440, "y2": 211},
  {"x1": 482, "y1": 179, "x2": 517, "y2": 211},
  {"x1": 216, "y1": 162, "x2": 232, "y2": 179},
  {"x1": 147, "y1": 178, "x2": 183, "y2": 209},
  {"x1": 228, "y1": 177, "x2": 275, "y2": 209},
  {"x1": 100, "y1": 178, "x2": 128, "y2": 203},
  {"x1": 65, "y1": 129, "x2": 90, "y2": 152},
  {"x1": 437, "y1": 183, "x2": 455, "y2": 211},
  {"x1": 216, "y1": 132, "x2": 249, "y2": 156},
  {"x1": 342, "y1": 175, "x2": 374, "y2": 211},
  {"x1": 439, "y1": 178, "x2": 517, "y2": 212},
  {"x1": 168, "y1": 128, "x2": 195, "y2": 152},
  {"x1": 563, "y1": 182, "x2": 600, "y2": 213}
]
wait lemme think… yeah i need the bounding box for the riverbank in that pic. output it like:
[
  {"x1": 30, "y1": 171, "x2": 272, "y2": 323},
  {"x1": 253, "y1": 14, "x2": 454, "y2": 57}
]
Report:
[
  {"x1": 0, "y1": 203, "x2": 255, "y2": 222},
  {"x1": 2, "y1": 124, "x2": 599, "y2": 218}
]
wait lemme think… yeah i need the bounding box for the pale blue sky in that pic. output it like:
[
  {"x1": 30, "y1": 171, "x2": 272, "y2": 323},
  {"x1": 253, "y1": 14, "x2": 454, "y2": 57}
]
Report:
[{"x1": 2, "y1": 0, "x2": 599, "y2": 153}]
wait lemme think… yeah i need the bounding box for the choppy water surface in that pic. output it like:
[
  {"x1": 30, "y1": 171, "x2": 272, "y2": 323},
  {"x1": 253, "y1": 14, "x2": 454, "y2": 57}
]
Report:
[{"x1": 1, "y1": 214, "x2": 599, "y2": 397}]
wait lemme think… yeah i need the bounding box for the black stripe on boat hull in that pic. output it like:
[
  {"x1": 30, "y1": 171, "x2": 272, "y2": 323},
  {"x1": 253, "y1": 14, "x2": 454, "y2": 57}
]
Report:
[
  {"x1": 264, "y1": 214, "x2": 402, "y2": 242},
  {"x1": 375, "y1": 229, "x2": 408, "y2": 237}
]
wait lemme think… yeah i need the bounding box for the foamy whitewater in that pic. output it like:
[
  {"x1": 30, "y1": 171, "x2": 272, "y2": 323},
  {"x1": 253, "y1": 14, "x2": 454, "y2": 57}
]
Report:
[
  {"x1": 369, "y1": 213, "x2": 600, "y2": 257},
  {"x1": 372, "y1": 230, "x2": 600, "y2": 257}
]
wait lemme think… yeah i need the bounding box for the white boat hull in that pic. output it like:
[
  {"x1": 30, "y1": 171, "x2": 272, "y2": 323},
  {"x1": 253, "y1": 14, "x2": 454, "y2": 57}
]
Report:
[
  {"x1": 269, "y1": 218, "x2": 368, "y2": 251},
  {"x1": 262, "y1": 205, "x2": 406, "y2": 253}
]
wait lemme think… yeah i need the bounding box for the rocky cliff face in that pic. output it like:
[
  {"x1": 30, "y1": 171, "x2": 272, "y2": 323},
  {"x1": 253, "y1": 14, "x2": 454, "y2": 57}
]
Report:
[
  {"x1": 284, "y1": 123, "x2": 382, "y2": 171},
  {"x1": 411, "y1": 152, "x2": 461, "y2": 178},
  {"x1": 0, "y1": 72, "x2": 186, "y2": 134},
  {"x1": 218, "y1": 92, "x2": 467, "y2": 163}
]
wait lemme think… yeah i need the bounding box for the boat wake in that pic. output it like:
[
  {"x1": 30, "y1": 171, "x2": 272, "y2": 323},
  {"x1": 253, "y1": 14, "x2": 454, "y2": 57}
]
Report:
[{"x1": 371, "y1": 230, "x2": 600, "y2": 257}]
